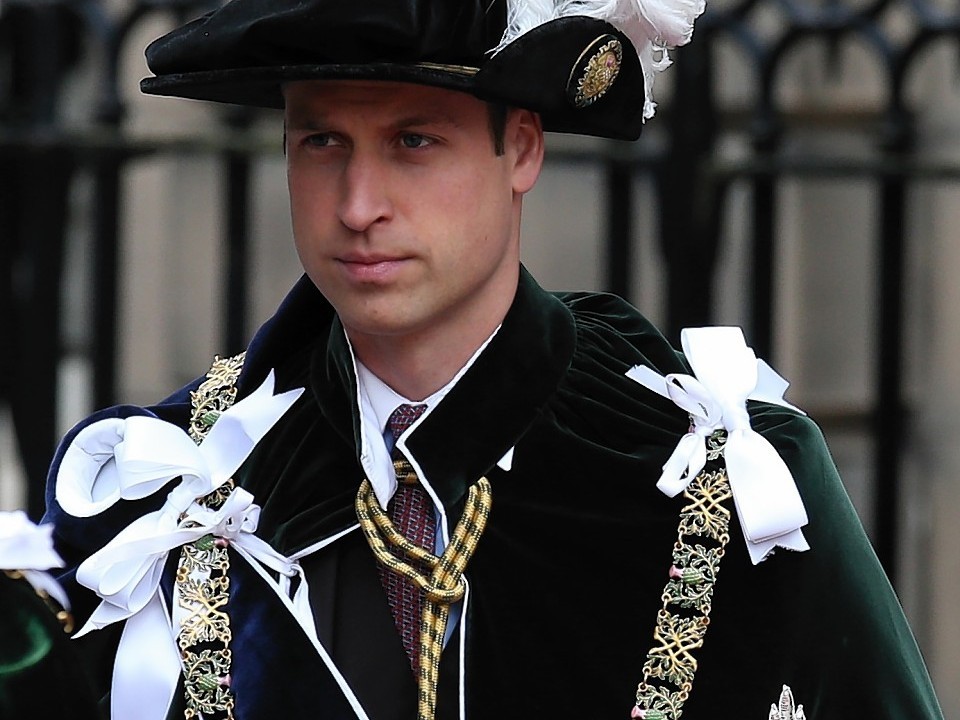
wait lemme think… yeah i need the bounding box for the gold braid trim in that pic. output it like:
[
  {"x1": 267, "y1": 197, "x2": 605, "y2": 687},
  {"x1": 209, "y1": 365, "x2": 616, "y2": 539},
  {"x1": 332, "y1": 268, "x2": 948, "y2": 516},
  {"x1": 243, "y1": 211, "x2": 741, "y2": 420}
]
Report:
[
  {"x1": 633, "y1": 430, "x2": 733, "y2": 720},
  {"x1": 413, "y1": 62, "x2": 480, "y2": 76},
  {"x1": 178, "y1": 352, "x2": 245, "y2": 720},
  {"x1": 356, "y1": 468, "x2": 492, "y2": 720}
]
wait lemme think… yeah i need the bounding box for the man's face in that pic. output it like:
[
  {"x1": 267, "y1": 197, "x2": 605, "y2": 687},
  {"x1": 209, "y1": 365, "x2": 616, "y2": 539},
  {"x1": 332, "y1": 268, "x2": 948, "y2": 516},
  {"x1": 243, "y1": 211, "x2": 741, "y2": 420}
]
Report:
[{"x1": 284, "y1": 80, "x2": 543, "y2": 354}]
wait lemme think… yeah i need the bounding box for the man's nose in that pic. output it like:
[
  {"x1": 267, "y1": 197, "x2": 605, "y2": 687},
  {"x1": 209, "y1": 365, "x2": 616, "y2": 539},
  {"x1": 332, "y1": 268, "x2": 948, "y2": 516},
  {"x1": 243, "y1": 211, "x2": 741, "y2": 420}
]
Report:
[{"x1": 338, "y1": 150, "x2": 392, "y2": 232}]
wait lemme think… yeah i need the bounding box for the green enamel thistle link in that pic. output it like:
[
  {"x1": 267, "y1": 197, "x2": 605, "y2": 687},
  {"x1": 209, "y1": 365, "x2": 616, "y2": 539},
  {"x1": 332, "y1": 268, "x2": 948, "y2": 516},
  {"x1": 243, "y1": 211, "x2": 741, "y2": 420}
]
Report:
[{"x1": 632, "y1": 430, "x2": 732, "y2": 720}]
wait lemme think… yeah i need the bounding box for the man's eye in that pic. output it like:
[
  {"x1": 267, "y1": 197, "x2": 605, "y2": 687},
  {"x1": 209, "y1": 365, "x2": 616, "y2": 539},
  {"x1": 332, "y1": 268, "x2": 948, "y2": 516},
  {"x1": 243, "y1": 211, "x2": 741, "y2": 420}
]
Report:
[
  {"x1": 400, "y1": 134, "x2": 430, "y2": 149},
  {"x1": 304, "y1": 133, "x2": 336, "y2": 147}
]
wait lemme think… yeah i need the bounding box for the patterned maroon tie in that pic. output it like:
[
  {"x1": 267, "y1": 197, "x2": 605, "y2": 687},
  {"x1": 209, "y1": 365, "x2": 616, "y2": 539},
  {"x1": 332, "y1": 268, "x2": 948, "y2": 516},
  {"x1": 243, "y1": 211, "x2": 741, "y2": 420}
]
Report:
[{"x1": 380, "y1": 403, "x2": 434, "y2": 675}]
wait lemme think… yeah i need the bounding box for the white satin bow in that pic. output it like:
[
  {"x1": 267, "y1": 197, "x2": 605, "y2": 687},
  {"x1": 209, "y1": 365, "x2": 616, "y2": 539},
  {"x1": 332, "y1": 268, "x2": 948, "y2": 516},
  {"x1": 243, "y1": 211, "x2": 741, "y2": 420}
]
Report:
[
  {"x1": 55, "y1": 370, "x2": 310, "y2": 720},
  {"x1": 0, "y1": 510, "x2": 70, "y2": 610},
  {"x1": 627, "y1": 327, "x2": 810, "y2": 564}
]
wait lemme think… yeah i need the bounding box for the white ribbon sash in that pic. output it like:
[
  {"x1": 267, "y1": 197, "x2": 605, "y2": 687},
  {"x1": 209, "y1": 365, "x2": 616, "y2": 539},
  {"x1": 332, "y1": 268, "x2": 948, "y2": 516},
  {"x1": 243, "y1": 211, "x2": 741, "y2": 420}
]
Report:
[
  {"x1": 55, "y1": 370, "x2": 312, "y2": 720},
  {"x1": 627, "y1": 327, "x2": 810, "y2": 564},
  {"x1": 0, "y1": 510, "x2": 71, "y2": 610}
]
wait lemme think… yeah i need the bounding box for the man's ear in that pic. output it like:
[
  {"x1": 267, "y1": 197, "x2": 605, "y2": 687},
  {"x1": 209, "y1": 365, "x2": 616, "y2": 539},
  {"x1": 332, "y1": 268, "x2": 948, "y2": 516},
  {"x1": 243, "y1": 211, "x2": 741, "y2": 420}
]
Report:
[{"x1": 509, "y1": 109, "x2": 545, "y2": 195}]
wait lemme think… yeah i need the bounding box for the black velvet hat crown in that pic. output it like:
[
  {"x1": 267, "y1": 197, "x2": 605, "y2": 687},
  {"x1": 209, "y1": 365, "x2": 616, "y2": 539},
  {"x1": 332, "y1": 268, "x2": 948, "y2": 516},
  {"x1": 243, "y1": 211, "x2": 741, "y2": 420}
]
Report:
[{"x1": 141, "y1": 0, "x2": 706, "y2": 140}]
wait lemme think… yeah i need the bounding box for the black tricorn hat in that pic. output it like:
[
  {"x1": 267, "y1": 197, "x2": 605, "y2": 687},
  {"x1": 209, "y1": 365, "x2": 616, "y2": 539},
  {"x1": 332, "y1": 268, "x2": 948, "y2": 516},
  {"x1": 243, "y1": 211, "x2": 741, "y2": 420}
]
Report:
[{"x1": 141, "y1": 0, "x2": 706, "y2": 141}]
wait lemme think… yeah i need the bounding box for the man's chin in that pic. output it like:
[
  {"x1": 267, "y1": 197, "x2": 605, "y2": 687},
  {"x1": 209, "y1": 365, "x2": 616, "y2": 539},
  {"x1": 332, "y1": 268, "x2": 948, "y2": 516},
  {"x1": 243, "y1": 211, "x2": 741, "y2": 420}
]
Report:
[{"x1": 337, "y1": 310, "x2": 428, "y2": 344}]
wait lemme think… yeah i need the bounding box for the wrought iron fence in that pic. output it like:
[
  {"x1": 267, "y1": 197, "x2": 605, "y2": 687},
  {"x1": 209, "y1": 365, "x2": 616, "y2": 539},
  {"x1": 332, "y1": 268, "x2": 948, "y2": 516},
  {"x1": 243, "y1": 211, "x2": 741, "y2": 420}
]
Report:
[{"x1": 2, "y1": 0, "x2": 959, "y2": 589}]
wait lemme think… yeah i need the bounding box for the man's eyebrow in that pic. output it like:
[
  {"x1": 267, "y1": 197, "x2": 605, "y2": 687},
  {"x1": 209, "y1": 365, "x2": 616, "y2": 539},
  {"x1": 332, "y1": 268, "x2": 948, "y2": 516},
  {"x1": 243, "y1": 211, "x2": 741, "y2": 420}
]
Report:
[
  {"x1": 392, "y1": 113, "x2": 462, "y2": 130},
  {"x1": 283, "y1": 109, "x2": 464, "y2": 131},
  {"x1": 284, "y1": 112, "x2": 329, "y2": 130}
]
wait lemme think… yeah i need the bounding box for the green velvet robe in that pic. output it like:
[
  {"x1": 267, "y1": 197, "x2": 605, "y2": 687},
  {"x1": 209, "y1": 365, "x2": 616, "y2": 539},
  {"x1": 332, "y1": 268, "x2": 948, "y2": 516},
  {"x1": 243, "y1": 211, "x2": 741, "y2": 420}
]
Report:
[{"x1": 45, "y1": 268, "x2": 943, "y2": 720}]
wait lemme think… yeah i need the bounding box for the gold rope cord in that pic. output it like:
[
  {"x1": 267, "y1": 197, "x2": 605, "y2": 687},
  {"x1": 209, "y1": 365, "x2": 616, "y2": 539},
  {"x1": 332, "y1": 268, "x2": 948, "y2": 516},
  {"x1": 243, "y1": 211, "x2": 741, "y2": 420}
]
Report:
[
  {"x1": 356, "y1": 466, "x2": 492, "y2": 720},
  {"x1": 633, "y1": 430, "x2": 733, "y2": 720},
  {"x1": 178, "y1": 352, "x2": 246, "y2": 720}
]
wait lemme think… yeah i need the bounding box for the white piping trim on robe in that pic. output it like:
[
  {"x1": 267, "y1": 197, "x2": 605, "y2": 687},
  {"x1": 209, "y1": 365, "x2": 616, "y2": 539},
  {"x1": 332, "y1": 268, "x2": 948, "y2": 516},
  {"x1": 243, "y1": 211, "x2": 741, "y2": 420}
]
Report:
[
  {"x1": 236, "y1": 538, "x2": 372, "y2": 720},
  {"x1": 55, "y1": 371, "x2": 310, "y2": 720},
  {"x1": 627, "y1": 326, "x2": 810, "y2": 564}
]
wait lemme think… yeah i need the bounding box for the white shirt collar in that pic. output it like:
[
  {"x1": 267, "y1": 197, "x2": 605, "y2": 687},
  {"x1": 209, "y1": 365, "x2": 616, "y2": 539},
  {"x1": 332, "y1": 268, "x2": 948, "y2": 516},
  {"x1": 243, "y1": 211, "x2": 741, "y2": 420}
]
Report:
[
  {"x1": 354, "y1": 364, "x2": 452, "y2": 451},
  {"x1": 346, "y1": 326, "x2": 508, "y2": 510}
]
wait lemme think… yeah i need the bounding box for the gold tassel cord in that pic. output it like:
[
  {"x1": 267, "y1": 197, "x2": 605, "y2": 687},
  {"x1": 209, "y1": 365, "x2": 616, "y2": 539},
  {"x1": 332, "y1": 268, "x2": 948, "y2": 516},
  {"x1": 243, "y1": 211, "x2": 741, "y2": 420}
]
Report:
[
  {"x1": 418, "y1": 479, "x2": 492, "y2": 720},
  {"x1": 356, "y1": 475, "x2": 492, "y2": 720}
]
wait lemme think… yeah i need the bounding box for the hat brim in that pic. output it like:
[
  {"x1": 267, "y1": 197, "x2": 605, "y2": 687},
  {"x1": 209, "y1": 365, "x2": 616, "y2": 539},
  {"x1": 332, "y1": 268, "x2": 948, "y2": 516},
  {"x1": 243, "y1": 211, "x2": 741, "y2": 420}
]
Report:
[
  {"x1": 140, "y1": 18, "x2": 647, "y2": 140},
  {"x1": 140, "y1": 62, "x2": 481, "y2": 111}
]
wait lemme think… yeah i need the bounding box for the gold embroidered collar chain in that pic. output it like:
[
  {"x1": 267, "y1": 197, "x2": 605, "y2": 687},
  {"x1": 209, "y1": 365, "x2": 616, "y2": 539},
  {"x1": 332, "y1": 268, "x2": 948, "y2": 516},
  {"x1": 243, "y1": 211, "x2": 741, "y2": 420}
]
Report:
[
  {"x1": 632, "y1": 430, "x2": 733, "y2": 720},
  {"x1": 356, "y1": 463, "x2": 492, "y2": 720},
  {"x1": 177, "y1": 352, "x2": 247, "y2": 720}
]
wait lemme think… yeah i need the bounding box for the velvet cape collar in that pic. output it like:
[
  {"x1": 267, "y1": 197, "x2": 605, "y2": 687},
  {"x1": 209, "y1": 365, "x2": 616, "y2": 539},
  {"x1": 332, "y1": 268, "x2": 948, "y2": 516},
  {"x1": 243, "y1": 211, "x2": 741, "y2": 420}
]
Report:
[{"x1": 231, "y1": 265, "x2": 689, "y2": 556}]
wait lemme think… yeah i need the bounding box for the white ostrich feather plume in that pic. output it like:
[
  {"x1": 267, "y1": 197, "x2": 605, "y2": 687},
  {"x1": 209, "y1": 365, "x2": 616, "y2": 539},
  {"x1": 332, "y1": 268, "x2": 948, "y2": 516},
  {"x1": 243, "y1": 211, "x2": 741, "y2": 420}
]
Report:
[{"x1": 491, "y1": 0, "x2": 707, "y2": 120}]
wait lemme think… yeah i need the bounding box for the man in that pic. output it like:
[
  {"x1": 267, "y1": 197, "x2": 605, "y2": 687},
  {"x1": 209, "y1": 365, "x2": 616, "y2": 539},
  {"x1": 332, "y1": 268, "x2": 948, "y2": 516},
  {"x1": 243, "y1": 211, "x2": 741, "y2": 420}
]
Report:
[{"x1": 44, "y1": 2, "x2": 943, "y2": 720}]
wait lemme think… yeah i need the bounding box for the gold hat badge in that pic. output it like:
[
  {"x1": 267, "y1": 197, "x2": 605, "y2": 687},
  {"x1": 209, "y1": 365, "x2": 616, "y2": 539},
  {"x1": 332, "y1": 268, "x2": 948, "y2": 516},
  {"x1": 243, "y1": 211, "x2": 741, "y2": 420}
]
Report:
[{"x1": 567, "y1": 34, "x2": 623, "y2": 108}]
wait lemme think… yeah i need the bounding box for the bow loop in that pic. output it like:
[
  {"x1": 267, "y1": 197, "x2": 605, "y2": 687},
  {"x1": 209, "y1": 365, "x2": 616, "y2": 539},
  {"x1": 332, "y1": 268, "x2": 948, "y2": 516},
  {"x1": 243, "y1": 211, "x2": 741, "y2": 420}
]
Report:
[
  {"x1": 56, "y1": 416, "x2": 212, "y2": 520},
  {"x1": 114, "y1": 416, "x2": 216, "y2": 500},
  {"x1": 662, "y1": 373, "x2": 723, "y2": 429},
  {"x1": 57, "y1": 371, "x2": 302, "y2": 520},
  {"x1": 627, "y1": 327, "x2": 810, "y2": 564},
  {"x1": 657, "y1": 432, "x2": 708, "y2": 497}
]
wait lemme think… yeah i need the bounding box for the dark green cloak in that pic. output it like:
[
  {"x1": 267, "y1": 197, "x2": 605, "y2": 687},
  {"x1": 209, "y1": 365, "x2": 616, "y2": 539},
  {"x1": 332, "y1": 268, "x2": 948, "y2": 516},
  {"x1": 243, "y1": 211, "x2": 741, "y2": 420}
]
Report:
[{"x1": 44, "y1": 268, "x2": 943, "y2": 719}]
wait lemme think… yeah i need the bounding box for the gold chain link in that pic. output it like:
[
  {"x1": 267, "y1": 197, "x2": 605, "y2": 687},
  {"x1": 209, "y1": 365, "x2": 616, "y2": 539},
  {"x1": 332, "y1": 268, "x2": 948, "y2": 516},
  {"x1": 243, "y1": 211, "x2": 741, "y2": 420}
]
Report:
[
  {"x1": 633, "y1": 430, "x2": 733, "y2": 720},
  {"x1": 178, "y1": 352, "x2": 245, "y2": 720}
]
